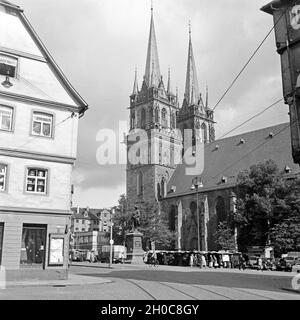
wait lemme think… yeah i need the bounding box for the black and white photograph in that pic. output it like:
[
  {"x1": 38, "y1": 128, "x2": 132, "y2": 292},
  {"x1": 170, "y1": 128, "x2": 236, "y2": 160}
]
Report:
[{"x1": 0, "y1": 0, "x2": 300, "y2": 311}]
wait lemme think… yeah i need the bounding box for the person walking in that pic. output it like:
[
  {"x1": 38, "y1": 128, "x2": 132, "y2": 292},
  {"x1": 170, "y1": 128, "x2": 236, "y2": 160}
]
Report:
[
  {"x1": 202, "y1": 254, "x2": 207, "y2": 268},
  {"x1": 258, "y1": 257, "x2": 263, "y2": 271},
  {"x1": 190, "y1": 253, "x2": 194, "y2": 267},
  {"x1": 86, "y1": 250, "x2": 91, "y2": 263}
]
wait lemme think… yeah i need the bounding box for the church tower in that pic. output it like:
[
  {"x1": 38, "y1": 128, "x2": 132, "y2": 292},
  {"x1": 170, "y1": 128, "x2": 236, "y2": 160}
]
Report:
[
  {"x1": 177, "y1": 27, "x2": 215, "y2": 145},
  {"x1": 126, "y1": 7, "x2": 182, "y2": 207}
]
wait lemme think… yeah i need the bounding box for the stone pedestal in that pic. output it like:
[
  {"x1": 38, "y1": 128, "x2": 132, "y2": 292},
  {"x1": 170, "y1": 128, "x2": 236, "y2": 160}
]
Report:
[{"x1": 125, "y1": 231, "x2": 144, "y2": 264}]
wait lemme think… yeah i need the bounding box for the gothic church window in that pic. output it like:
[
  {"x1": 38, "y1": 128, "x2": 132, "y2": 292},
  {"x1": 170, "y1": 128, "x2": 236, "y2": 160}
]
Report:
[
  {"x1": 137, "y1": 171, "x2": 144, "y2": 196},
  {"x1": 170, "y1": 113, "x2": 176, "y2": 129},
  {"x1": 169, "y1": 205, "x2": 176, "y2": 231},
  {"x1": 155, "y1": 108, "x2": 159, "y2": 123},
  {"x1": 216, "y1": 196, "x2": 226, "y2": 225},
  {"x1": 161, "y1": 108, "x2": 167, "y2": 128},
  {"x1": 201, "y1": 122, "x2": 207, "y2": 143},
  {"x1": 161, "y1": 177, "x2": 166, "y2": 198},
  {"x1": 141, "y1": 109, "x2": 146, "y2": 129}
]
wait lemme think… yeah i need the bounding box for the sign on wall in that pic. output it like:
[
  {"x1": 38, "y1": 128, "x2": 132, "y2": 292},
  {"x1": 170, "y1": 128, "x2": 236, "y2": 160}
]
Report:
[{"x1": 48, "y1": 234, "x2": 65, "y2": 266}]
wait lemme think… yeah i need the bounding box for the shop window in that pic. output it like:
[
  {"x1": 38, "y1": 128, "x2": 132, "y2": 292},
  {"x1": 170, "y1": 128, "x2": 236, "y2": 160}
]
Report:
[
  {"x1": 32, "y1": 112, "x2": 53, "y2": 138},
  {"x1": 0, "y1": 105, "x2": 13, "y2": 131},
  {"x1": 0, "y1": 54, "x2": 18, "y2": 78},
  {"x1": 0, "y1": 164, "x2": 7, "y2": 191},
  {"x1": 26, "y1": 168, "x2": 48, "y2": 194},
  {"x1": 0, "y1": 223, "x2": 4, "y2": 265},
  {"x1": 20, "y1": 224, "x2": 47, "y2": 268}
]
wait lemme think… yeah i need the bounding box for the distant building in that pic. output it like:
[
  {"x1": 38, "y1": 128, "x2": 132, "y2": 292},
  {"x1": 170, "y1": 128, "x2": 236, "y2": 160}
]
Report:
[
  {"x1": 71, "y1": 207, "x2": 112, "y2": 233},
  {"x1": 0, "y1": 1, "x2": 88, "y2": 280},
  {"x1": 70, "y1": 208, "x2": 112, "y2": 252}
]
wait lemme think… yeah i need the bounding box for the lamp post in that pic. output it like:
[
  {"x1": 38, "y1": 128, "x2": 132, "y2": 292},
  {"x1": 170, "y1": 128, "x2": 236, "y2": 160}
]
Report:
[
  {"x1": 190, "y1": 177, "x2": 203, "y2": 252},
  {"x1": 109, "y1": 209, "x2": 115, "y2": 268}
]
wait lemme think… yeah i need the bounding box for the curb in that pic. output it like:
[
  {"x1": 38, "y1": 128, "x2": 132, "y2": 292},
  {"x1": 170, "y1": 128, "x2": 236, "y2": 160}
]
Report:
[
  {"x1": 4, "y1": 276, "x2": 112, "y2": 288},
  {"x1": 282, "y1": 287, "x2": 300, "y2": 295}
]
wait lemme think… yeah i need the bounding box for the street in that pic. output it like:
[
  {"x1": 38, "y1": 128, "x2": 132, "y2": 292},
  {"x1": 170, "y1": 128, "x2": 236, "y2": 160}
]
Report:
[{"x1": 0, "y1": 262, "x2": 299, "y2": 300}]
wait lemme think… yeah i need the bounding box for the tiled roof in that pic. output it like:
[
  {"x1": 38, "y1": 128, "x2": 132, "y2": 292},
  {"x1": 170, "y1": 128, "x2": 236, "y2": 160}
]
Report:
[
  {"x1": 71, "y1": 208, "x2": 101, "y2": 220},
  {"x1": 166, "y1": 122, "x2": 300, "y2": 198}
]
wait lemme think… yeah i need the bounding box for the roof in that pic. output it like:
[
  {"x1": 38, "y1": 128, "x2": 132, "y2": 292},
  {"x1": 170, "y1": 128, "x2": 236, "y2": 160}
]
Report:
[
  {"x1": 144, "y1": 9, "x2": 161, "y2": 87},
  {"x1": 71, "y1": 208, "x2": 112, "y2": 220},
  {"x1": 0, "y1": 1, "x2": 88, "y2": 113},
  {"x1": 184, "y1": 31, "x2": 200, "y2": 106},
  {"x1": 0, "y1": 1, "x2": 20, "y2": 10},
  {"x1": 260, "y1": 0, "x2": 282, "y2": 15},
  {"x1": 166, "y1": 122, "x2": 300, "y2": 198}
]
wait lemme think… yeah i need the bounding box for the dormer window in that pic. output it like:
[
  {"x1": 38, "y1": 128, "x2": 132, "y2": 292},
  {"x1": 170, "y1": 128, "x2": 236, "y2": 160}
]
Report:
[
  {"x1": 221, "y1": 176, "x2": 228, "y2": 184},
  {"x1": 0, "y1": 54, "x2": 18, "y2": 78},
  {"x1": 284, "y1": 166, "x2": 291, "y2": 173}
]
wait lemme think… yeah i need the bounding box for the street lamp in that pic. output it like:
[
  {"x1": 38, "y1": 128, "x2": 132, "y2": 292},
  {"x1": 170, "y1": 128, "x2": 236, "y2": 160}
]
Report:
[
  {"x1": 109, "y1": 209, "x2": 115, "y2": 268},
  {"x1": 190, "y1": 177, "x2": 203, "y2": 252}
]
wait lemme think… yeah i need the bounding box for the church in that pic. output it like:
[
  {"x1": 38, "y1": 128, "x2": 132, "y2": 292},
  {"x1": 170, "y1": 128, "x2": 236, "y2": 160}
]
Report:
[{"x1": 126, "y1": 8, "x2": 300, "y2": 251}]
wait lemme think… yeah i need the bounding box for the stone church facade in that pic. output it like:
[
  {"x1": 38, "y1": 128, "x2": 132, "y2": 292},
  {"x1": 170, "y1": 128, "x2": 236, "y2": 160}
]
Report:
[{"x1": 126, "y1": 8, "x2": 300, "y2": 251}]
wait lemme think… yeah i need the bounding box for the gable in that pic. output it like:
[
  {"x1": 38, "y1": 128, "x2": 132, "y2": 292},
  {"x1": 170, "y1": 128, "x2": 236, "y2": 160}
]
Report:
[{"x1": 0, "y1": 3, "x2": 87, "y2": 109}]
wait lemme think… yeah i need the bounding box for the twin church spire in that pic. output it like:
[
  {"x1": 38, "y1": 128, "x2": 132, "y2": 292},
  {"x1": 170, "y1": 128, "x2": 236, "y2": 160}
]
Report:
[{"x1": 133, "y1": 7, "x2": 204, "y2": 108}]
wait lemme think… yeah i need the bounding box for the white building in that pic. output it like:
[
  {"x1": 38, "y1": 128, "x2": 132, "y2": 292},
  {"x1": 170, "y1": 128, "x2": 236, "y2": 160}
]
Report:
[{"x1": 0, "y1": 1, "x2": 88, "y2": 280}]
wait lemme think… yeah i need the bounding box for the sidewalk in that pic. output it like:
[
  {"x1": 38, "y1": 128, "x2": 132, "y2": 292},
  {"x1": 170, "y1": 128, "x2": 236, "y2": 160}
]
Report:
[
  {"x1": 4, "y1": 273, "x2": 112, "y2": 288},
  {"x1": 71, "y1": 261, "x2": 299, "y2": 277}
]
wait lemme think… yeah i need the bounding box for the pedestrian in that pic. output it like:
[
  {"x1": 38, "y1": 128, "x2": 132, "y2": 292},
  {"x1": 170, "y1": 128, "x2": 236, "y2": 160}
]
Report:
[
  {"x1": 90, "y1": 251, "x2": 95, "y2": 263},
  {"x1": 202, "y1": 254, "x2": 207, "y2": 268},
  {"x1": 190, "y1": 253, "x2": 194, "y2": 267},
  {"x1": 86, "y1": 250, "x2": 91, "y2": 263},
  {"x1": 258, "y1": 257, "x2": 263, "y2": 271}
]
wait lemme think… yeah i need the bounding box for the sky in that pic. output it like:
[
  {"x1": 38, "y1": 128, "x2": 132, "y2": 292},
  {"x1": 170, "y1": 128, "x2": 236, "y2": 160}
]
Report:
[{"x1": 16, "y1": 0, "x2": 289, "y2": 209}]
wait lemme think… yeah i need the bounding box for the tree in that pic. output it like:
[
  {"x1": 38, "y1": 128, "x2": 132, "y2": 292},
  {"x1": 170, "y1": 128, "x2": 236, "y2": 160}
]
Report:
[
  {"x1": 138, "y1": 200, "x2": 175, "y2": 251},
  {"x1": 112, "y1": 195, "x2": 175, "y2": 250},
  {"x1": 234, "y1": 159, "x2": 300, "y2": 255},
  {"x1": 214, "y1": 221, "x2": 236, "y2": 251},
  {"x1": 112, "y1": 194, "x2": 132, "y2": 245},
  {"x1": 235, "y1": 159, "x2": 281, "y2": 250}
]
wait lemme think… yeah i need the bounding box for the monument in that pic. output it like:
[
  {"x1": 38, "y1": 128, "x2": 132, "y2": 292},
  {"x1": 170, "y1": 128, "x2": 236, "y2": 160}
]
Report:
[{"x1": 125, "y1": 207, "x2": 145, "y2": 264}]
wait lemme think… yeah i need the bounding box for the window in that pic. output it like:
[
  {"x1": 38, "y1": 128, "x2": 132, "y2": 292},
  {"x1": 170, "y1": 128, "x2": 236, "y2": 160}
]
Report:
[
  {"x1": 155, "y1": 108, "x2": 159, "y2": 123},
  {"x1": 137, "y1": 171, "x2": 144, "y2": 196},
  {"x1": 161, "y1": 108, "x2": 167, "y2": 128},
  {"x1": 32, "y1": 112, "x2": 53, "y2": 137},
  {"x1": 0, "y1": 54, "x2": 18, "y2": 78},
  {"x1": 170, "y1": 112, "x2": 176, "y2": 129},
  {"x1": 20, "y1": 224, "x2": 47, "y2": 268},
  {"x1": 76, "y1": 219, "x2": 79, "y2": 223},
  {"x1": 0, "y1": 223, "x2": 4, "y2": 265},
  {"x1": 141, "y1": 109, "x2": 146, "y2": 129},
  {"x1": 0, "y1": 106, "x2": 13, "y2": 131},
  {"x1": 0, "y1": 164, "x2": 7, "y2": 191},
  {"x1": 26, "y1": 168, "x2": 48, "y2": 194}
]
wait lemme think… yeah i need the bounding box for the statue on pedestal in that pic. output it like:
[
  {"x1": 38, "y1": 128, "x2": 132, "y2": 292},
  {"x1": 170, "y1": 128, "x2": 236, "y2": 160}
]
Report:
[{"x1": 130, "y1": 206, "x2": 140, "y2": 232}]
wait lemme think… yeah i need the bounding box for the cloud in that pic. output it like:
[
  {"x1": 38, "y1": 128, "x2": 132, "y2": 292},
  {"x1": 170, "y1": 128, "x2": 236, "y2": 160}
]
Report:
[{"x1": 16, "y1": 0, "x2": 289, "y2": 207}]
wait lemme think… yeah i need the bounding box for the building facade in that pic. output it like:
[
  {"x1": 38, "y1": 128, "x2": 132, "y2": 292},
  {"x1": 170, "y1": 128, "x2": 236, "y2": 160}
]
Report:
[
  {"x1": 70, "y1": 207, "x2": 111, "y2": 253},
  {"x1": 126, "y1": 8, "x2": 300, "y2": 252},
  {"x1": 0, "y1": 1, "x2": 87, "y2": 280}
]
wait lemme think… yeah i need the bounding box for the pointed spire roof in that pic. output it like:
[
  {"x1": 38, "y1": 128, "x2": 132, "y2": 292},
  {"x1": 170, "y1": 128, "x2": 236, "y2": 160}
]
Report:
[
  {"x1": 205, "y1": 84, "x2": 208, "y2": 108},
  {"x1": 132, "y1": 68, "x2": 139, "y2": 95},
  {"x1": 184, "y1": 23, "x2": 200, "y2": 106},
  {"x1": 167, "y1": 67, "x2": 174, "y2": 95},
  {"x1": 144, "y1": 6, "x2": 161, "y2": 88}
]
